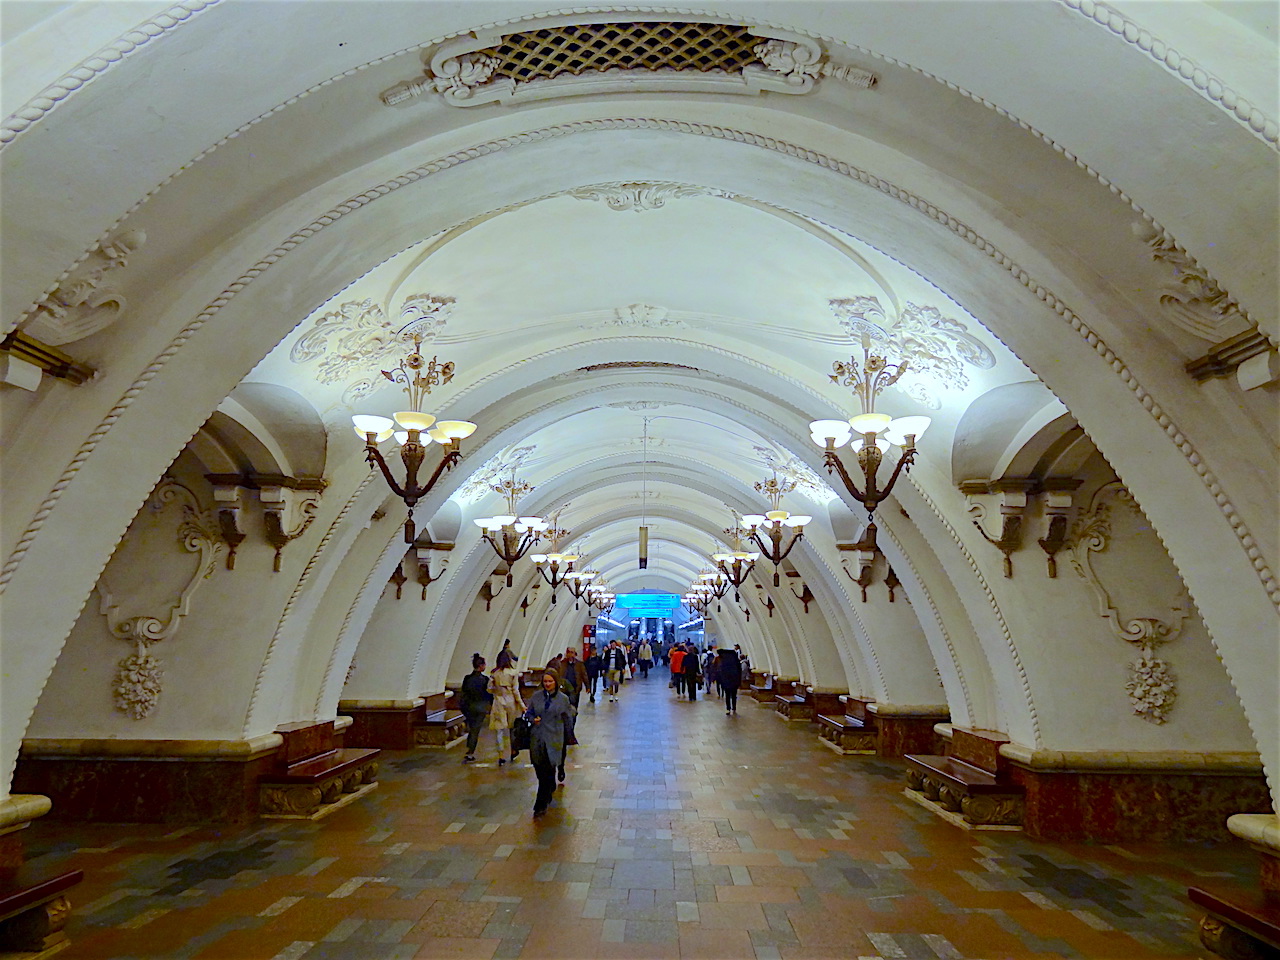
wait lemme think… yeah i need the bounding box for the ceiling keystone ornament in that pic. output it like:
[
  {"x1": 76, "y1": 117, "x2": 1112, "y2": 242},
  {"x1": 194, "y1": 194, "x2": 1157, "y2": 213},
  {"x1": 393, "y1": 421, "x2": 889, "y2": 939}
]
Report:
[
  {"x1": 607, "y1": 401, "x2": 665, "y2": 411},
  {"x1": 96, "y1": 478, "x2": 222, "y2": 720},
  {"x1": 1068, "y1": 482, "x2": 1189, "y2": 725},
  {"x1": 379, "y1": 21, "x2": 875, "y2": 109},
  {"x1": 830, "y1": 297, "x2": 995, "y2": 392},
  {"x1": 568, "y1": 183, "x2": 728, "y2": 213},
  {"x1": 290, "y1": 294, "x2": 455, "y2": 389},
  {"x1": 23, "y1": 229, "x2": 146, "y2": 346}
]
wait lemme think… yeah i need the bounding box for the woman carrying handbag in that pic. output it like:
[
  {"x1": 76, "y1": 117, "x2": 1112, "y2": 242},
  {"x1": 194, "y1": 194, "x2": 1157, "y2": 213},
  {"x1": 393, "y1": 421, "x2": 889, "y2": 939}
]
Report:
[{"x1": 490, "y1": 649, "x2": 526, "y2": 765}]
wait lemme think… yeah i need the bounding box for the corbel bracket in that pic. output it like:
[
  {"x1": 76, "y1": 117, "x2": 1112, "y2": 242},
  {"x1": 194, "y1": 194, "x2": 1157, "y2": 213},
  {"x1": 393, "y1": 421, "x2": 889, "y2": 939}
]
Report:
[
  {"x1": 414, "y1": 539, "x2": 453, "y2": 599},
  {"x1": 389, "y1": 563, "x2": 408, "y2": 600},
  {"x1": 963, "y1": 479, "x2": 1035, "y2": 578},
  {"x1": 1037, "y1": 479, "x2": 1082, "y2": 578},
  {"x1": 790, "y1": 582, "x2": 815, "y2": 613}
]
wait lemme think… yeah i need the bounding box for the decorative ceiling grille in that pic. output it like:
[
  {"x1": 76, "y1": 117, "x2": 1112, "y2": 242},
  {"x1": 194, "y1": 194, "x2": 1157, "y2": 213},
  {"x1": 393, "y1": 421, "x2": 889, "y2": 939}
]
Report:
[{"x1": 487, "y1": 22, "x2": 761, "y2": 83}]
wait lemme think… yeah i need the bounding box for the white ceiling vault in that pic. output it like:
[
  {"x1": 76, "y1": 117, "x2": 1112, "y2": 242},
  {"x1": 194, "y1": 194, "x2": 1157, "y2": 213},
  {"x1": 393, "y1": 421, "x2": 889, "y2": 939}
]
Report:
[{"x1": 1, "y1": 3, "x2": 1276, "y2": 803}]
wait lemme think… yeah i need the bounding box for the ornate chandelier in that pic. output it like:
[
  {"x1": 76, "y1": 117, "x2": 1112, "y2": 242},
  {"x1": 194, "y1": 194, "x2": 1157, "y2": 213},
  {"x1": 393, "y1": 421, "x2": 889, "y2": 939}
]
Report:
[
  {"x1": 696, "y1": 568, "x2": 731, "y2": 611},
  {"x1": 473, "y1": 470, "x2": 550, "y2": 585},
  {"x1": 564, "y1": 568, "x2": 598, "y2": 609},
  {"x1": 712, "y1": 523, "x2": 759, "y2": 603},
  {"x1": 740, "y1": 473, "x2": 811, "y2": 586},
  {"x1": 586, "y1": 578, "x2": 615, "y2": 615},
  {"x1": 810, "y1": 337, "x2": 930, "y2": 547},
  {"x1": 352, "y1": 331, "x2": 476, "y2": 543},
  {"x1": 530, "y1": 531, "x2": 579, "y2": 604}
]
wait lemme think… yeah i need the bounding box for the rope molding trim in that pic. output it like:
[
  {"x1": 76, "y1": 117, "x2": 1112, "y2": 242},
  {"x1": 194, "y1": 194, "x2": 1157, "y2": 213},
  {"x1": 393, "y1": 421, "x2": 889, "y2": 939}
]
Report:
[
  {"x1": 2, "y1": 120, "x2": 1274, "y2": 635},
  {"x1": 10, "y1": 5, "x2": 1257, "y2": 349}
]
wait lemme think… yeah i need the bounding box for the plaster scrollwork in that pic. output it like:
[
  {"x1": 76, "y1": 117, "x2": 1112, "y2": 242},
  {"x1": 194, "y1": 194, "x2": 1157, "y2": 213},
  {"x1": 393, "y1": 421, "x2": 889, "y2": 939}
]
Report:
[
  {"x1": 97, "y1": 478, "x2": 222, "y2": 719},
  {"x1": 567, "y1": 182, "x2": 728, "y2": 213},
  {"x1": 458, "y1": 444, "x2": 537, "y2": 502},
  {"x1": 22, "y1": 230, "x2": 146, "y2": 346},
  {"x1": 752, "y1": 39, "x2": 876, "y2": 89},
  {"x1": 1069, "y1": 483, "x2": 1188, "y2": 724},
  {"x1": 607, "y1": 401, "x2": 665, "y2": 411},
  {"x1": 290, "y1": 294, "x2": 454, "y2": 387},
  {"x1": 1132, "y1": 224, "x2": 1251, "y2": 343},
  {"x1": 752, "y1": 443, "x2": 837, "y2": 505},
  {"x1": 829, "y1": 297, "x2": 996, "y2": 392}
]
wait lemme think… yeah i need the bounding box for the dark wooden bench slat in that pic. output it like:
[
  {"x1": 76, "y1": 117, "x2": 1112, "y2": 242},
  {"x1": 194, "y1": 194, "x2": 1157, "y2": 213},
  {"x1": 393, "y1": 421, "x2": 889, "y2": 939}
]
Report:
[
  {"x1": 1189, "y1": 886, "x2": 1280, "y2": 947},
  {"x1": 262, "y1": 748, "x2": 379, "y2": 784},
  {"x1": 905, "y1": 754, "x2": 1022, "y2": 794},
  {"x1": 0, "y1": 868, "x2": 83, "y2": 923}
]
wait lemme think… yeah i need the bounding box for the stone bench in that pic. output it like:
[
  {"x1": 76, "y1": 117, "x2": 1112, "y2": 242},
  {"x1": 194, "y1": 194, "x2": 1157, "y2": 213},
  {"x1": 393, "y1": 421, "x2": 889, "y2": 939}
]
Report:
[
  {"x1": 774, "y1": 691, "x2": 813, "y2": 722},
  {"x1": 904, "y1": 728, "x2": 1024, "y2": 829},
  {"x1": 749, "y1": 674, "x2": 775, "y2": 703},
  {"x1": 1189, "y1": 885, "x2": 1280, "y2": 960},
  {"x1": 0, "y1": 867, "x2": 83, "y2": 955},
  {"x1": 817, "y1": 714, "x2": 877, "y2": 754},
  {"x1": 412, "y1": 692, "x2": 466, "y2": 748},
  {"x1": 259, "y1": 747, "x2": 380, "y2": 819}
]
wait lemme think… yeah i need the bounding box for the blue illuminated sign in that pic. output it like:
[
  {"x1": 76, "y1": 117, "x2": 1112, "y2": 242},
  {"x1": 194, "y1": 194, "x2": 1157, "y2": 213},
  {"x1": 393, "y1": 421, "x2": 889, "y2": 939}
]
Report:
[{"x1": 616, "y1": 593, "x2": 679, "y2": 616}]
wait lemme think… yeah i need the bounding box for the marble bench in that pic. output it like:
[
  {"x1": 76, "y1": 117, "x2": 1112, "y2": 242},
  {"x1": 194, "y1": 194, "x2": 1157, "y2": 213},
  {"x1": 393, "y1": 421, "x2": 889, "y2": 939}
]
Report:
[
  {"x1": 259, "y1": 747, "x2": 380, "y2": 819},
  {"x1": 817, "y1": 713, "x2": 877, "y2": 754},
  {"x1": 413, "y1": 692, "x2": 466, "y2": 748},
  {"x1": 774, "y1": 691, "x2": 813, "y2": 722},
  {"x1": 0, "y1": 867, "x2": 83, "y2": 956},
  {"x1": 1189, "y1": 885, "x2": 1280, "y2": 960},
  {"x1": 904, "y1": 728, "x2": 1024, "y2": 830}
]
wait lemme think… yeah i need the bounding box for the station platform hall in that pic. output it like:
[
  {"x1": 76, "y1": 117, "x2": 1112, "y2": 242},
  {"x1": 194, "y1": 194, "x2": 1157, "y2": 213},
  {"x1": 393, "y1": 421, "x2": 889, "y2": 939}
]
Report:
[{"x1": 25, "y1": 675, "x2": 1257, "y2": 959}]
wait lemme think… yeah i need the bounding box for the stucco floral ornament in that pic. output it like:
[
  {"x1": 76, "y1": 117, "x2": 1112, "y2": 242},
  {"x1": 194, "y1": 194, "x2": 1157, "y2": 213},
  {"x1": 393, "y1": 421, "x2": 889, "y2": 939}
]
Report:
[
  {"x1": 1069, "y1": 484, "x2": 1188, "y2": 724},
  {"x1": 96, "y1": 479, "x2": 222, "y2": 719}
]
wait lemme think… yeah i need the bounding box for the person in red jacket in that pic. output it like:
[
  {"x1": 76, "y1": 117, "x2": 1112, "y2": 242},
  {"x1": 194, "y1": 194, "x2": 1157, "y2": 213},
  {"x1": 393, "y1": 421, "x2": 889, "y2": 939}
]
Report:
[{"x1": 669, "y1": 645, "x2": 687, "y2": 698}]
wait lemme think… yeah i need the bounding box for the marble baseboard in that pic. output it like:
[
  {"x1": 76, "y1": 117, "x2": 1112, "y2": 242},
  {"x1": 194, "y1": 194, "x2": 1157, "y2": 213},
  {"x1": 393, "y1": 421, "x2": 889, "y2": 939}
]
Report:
[
  {"x1": 13, "y1": 747, "x2": 279, "y2": 824},
  {"x1": 1010, "y1": 765, "x2": 1271, "y2": 842},
  {"x1": 874, "y1": 714, "x2": 950, "y2": 757}
]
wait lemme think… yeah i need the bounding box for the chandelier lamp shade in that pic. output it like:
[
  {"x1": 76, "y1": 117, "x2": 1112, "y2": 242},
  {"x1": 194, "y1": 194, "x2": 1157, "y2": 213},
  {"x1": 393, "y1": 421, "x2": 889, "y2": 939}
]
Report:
[
  {"x1": 474, "y1": 470, "x2": 551, "y2": 585},
  {"x1": 810, "y1": 343, "x2": 931, "y2": 547},
  {"x1": 351, "y1": 333, "x2": 475, "y2": 544},
  {"x1": 742, "y1": 474, "x2": 811, "y2": 586},
  {"x1": 586, "y1": 579, "x2": 615, "y2": 615}
]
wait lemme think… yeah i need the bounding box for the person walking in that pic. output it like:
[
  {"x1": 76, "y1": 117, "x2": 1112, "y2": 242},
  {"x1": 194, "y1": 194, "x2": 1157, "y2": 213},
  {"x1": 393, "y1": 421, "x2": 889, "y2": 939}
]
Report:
[
  {"x1": 706, "y1": 649, "x2": 721, "y2": 698},
  {"x1": 459, "y1": 653, "x2": 493, "y2": 762},
  {"x1": 637, "y1": 639, "x2": 653, "y2": 678},
  {"x1": 500, "y1": 639, "x2": 519, "y2": 668},
  {"x1": 603, "y1": 640, "x2": 627, "y2": 701},
  {"x1": 669, "y1": 644, "x2": 686, "y2": 698},
  {"x1": 585, "y1": 645, "x2": 603, "y2": 702},
  {"x1": 526, "y1": 672, "x2": 574, "y2": 816},
  {"x1": 561, "y1": 647, "x2": 588, "y2": 707},
  {"x1": 490, "y1": 649, "x2": 526, "y2": 765},
  {"x1": 718, "y1": 647, "x2": 743, "y2": 715},
  {"x1": 682, "y1": 644, "x2": 702, "y2": 701}
]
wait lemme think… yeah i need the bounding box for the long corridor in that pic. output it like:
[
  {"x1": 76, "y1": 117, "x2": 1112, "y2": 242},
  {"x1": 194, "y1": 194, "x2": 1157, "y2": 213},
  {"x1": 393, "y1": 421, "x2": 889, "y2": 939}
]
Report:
[{"x1": 32, "y1": 674, "x2": 1253, "y2": 959}]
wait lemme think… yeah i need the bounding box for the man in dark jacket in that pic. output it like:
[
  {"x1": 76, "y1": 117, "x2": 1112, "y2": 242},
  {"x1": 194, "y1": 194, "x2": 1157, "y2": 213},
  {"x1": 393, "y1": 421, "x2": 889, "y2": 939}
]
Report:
[
  {"x1": 561, "y1": 647, "x2": 588, "y2": 707},
  {"x1": 682, "y1": 644, "x2": 702, "y2": 701},
  {"x1": 718, "y1": 648, "x2": 743, "y2": 715},
  {"x1": 584, "y1": 646, "x2": 603, "y2": 702}
]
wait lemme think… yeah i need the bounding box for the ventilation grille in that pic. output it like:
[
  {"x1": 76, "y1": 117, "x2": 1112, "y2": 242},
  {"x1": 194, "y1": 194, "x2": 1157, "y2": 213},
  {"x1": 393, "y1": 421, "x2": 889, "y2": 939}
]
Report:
[{"x1": 487, "y1": 22, "x2": 761, "y2": 84}]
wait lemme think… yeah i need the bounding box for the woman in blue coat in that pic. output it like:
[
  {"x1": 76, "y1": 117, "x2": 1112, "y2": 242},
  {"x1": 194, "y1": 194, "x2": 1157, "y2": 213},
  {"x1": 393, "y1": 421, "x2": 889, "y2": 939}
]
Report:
[{"x1": 525, "y1": 672, "x2": 575, "y2": 816}]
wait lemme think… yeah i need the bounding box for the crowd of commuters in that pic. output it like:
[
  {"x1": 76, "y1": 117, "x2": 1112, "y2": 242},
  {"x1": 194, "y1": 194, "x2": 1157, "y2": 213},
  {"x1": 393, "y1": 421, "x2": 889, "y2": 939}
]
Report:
[{"x1": 456, "y1": 636, "x2": 752, "y2": 815}]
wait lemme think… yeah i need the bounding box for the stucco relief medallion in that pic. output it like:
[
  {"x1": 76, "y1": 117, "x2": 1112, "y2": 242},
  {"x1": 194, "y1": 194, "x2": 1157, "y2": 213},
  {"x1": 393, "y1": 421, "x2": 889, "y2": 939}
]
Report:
[
  {"x1": 829, "y1": 296, "x2": 995, "y2": 392},
  {"x1": 96, "y1": 479, "x2": 222, "y2": 719},
  {"x1": 458, "y1": 444, "x2": 536, "y2": 503},
  {"x1": 291, "y1": 294, "x2": 455, "y2": 394},
  {"x1": 1069, "y1": 483, "x2": 1188, "y2": 724}
]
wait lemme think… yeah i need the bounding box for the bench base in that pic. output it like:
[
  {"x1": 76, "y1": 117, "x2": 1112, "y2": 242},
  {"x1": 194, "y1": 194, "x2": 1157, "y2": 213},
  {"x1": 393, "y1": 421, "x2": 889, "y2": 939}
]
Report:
[
  {"x1": 414, "y1": 729, "x2": 466, "y2": 750},
  {"x1": 817, "y1": 717, "x2": 876, "y2": 754},
  {"x1": 260, "y1": 781, "x2": 378, "y2": 821},
  {"x1": 903, "y1": 788, "x2": 1022, "y2": 832},
  {"x1": 818, "y1": 733, "x2": 875, "y2": 755},
  {"x1": 0, "y1": 941, "x2": 71, "y2": 960}
]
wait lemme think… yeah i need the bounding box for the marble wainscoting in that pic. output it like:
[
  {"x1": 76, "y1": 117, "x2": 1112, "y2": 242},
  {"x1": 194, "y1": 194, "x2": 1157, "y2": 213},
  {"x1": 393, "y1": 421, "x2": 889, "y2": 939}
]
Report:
[
  {"x1": 1000, "y1": 746, "x2": 1271, "y2": 842},
  {"x1": 13, "y1": 735, "x2": 284, "y2": 824},
  {"x1": 866, "y1": 703, "x2": 949, "y2": 756},
  {"x1": 338, "y1": 698, "x2": 426, "y2": 750}
]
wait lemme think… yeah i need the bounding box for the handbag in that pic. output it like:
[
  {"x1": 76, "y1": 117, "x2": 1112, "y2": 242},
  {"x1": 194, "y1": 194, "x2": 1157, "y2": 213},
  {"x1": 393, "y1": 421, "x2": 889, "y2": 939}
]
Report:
[{"x1": 511, "y1": 716, "x2": 532, "y2": 753}]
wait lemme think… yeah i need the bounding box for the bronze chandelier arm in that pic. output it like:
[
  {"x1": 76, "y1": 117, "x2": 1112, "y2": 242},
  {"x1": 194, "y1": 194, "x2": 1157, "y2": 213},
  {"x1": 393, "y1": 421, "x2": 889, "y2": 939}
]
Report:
[
  {"x1": 408, "y1": 446, "x2": 461, "y2": 499},
  {"x1": 366, "y1": 446, "x2": 409, "y2": 499},
  {"x1": 823, "y1": 450, "x2": 868, "y2": 504},
  {"x1": 866, "y1": 447, "x2": 917, "y2": 512}
]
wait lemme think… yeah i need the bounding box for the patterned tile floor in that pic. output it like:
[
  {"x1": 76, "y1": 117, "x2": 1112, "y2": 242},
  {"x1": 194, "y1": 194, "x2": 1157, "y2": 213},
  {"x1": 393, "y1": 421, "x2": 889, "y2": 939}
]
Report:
[{"x1": 27, "y1": 674, "x2": 1257, "y2": 959}]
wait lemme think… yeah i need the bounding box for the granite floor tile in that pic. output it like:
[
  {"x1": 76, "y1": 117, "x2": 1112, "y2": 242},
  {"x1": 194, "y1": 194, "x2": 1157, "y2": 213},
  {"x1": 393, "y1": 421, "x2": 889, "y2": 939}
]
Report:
[{"x1": 26, "y1": 675, "x2": 1255, "y2": 960}]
